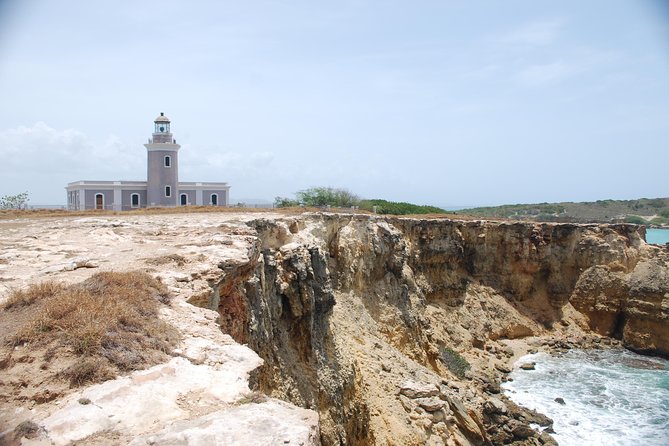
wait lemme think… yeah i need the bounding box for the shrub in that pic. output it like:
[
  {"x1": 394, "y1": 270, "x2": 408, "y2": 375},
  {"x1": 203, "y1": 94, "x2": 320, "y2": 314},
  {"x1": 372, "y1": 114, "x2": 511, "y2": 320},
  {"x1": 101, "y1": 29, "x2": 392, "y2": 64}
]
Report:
[
  {"x1": 296, "y1": 187, "x2": 360, "y2": 207},
  {"x1": 274, "y1": 196, "x2": 300, "y2": 208},
  {"x1": 624, "y1": 215, "x2": 648, "y2": 225},
  {"x1": 359, "y1": 199, "x2": 446, "y2": 215},
  {"x1": 440, "y1": 346, "x2": 471, "y2": 379}
]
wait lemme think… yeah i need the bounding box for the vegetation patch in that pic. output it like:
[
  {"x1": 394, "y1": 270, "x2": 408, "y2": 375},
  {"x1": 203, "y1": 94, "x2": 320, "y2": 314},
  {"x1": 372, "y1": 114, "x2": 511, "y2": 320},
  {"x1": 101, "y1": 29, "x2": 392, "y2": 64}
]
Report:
[
  {"x1": 145, "y1": 253, "x2": 188, "y2": 267},
  {"x1": 275, "y1": 186, "x2": 448, "y2": 215},
  {"x1": 0, "y1": 272, "x2": 179, "y2": 390},
  {"x1": 13, "y1": 420, "x2": 41, "y2": 440},
  {"x1": 460, "y1": 197, "x2": 669, "y2": 223},
  {"x1": 358, "y1": 199, "x2": 447, "y2": 215},
  {"x1": 624, "y1": 215, "x2": 648, "y2": 225},
  {"x1": 439, "y1": 346, "x2": 471, "y2": 379},
  {"x1": 236, "y1": 391, "x2": 269, "y2": 405}
]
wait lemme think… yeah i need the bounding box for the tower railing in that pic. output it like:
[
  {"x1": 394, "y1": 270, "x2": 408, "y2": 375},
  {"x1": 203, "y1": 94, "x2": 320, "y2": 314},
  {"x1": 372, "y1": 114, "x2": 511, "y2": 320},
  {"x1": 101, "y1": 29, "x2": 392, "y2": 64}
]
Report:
[{"x1": 150, "y1": 133, "x2": 175, "y2": 144}]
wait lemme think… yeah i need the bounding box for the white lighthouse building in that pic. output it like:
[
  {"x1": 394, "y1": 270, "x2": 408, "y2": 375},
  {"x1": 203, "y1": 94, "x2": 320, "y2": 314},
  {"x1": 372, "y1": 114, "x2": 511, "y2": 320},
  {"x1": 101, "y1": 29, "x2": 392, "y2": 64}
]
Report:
[{"x1": 66, "y1": 113, "x2": 230, "y2": 210}]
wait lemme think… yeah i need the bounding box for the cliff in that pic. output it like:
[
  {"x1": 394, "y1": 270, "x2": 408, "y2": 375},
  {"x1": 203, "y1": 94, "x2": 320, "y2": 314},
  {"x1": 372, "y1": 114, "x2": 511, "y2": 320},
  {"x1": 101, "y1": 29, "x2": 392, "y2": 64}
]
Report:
[
  {"x1": 1, "y1": 212, "x2": 666, "y2": 446},
  {"x1": 198, "y1": 214, "x2": 668, "y2": 445}
]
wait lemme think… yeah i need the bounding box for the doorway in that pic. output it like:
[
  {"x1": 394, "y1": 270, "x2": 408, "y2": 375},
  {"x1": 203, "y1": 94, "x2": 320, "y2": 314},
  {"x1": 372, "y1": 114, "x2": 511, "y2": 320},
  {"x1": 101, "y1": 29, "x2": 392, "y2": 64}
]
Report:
[{"x1": 95, "y1": 194, "x2": 104, "y2": 210}]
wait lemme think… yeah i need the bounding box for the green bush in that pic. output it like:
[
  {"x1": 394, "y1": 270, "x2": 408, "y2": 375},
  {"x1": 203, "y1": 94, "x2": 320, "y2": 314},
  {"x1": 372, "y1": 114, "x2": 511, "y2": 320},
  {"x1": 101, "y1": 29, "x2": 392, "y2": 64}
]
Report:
[
  {"x1": 440, "y1": 346, "x2": 471, "y2": 379},
  {"x1": 274, "y1": 196, "x2": 300, "y2": 208},
  {"x1": 650, "y1": 217, "x2": 668, "y2": 226},
  {"x1": 296, "y1": 187, "x2": 360, "y2": 207},
  {"x1": 660, "y1": 209, "x2": 669, "y2": 218},
  {"x1": 624, "y1": 215, "x2": 648, "y2": 225},
  {"x1": 358, "y1": 199, "x2": 446, "y2": 215}
]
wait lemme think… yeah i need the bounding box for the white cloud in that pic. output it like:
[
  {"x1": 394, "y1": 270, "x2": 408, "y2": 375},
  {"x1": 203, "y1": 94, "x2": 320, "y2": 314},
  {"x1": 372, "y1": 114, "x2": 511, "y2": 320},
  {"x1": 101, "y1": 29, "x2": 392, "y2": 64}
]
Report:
[
  {"x1": 0, "y1": 123, "x2": 143, "y2": 203},
  {"x1": 516, "y1": 60, "x2": 582, "y2": 86},
  {"x1": 0, "y1": 122, "x2": 142, "y2": 175},
  {"x1": 500, "y1": 19, "x2": 565, "y2": 48},
  {"x1": 515, "y1": 49, "x2": 621, "y2": 87}
]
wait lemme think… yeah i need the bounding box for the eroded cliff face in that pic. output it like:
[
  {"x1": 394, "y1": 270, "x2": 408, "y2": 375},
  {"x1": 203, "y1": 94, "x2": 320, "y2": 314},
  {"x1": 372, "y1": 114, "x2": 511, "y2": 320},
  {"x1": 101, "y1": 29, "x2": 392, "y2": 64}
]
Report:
[{"x1": 202, "y1": 214, "x2": 668, "y2": 445}]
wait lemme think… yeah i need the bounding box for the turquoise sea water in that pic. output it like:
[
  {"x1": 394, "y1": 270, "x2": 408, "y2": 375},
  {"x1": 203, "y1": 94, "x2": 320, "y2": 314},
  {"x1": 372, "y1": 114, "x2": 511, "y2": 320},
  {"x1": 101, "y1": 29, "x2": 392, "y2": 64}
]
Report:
[
  {"x1": 502, "y1": 349, "x2": 669, "y2": 446},
  {"x1": 646, "y1": 228, "x2": 669, "y2": 245}
]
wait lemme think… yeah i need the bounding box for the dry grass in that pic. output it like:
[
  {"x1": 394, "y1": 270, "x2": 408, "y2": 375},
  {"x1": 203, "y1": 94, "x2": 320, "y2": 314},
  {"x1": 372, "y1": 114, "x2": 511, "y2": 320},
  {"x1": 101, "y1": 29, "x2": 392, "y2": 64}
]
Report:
[
  {"x1": 0, "y1": 205, "x2": 275, "y2": 220},
  {"x1": 1, "y1": 282, "x2": 67, "y2": 310},
  {"x1": 1, "y1": 271, "x2": 179, "y2": 387},
  {"x1": 145, "y1": 253, "x2": 188, "y2": 267},
  {"x1": 236, "y1": 390, "x2": 269, "y2": 405},
  {"x1": 0, "y1": 205, "x2": 478, "y2": 221}
]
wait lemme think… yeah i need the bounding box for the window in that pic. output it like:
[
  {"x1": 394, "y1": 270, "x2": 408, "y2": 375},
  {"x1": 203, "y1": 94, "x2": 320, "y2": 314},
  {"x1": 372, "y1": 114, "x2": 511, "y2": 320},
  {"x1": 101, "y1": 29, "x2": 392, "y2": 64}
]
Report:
[
  {"x1": 180, "y1": 194, "x2": 187, "y2": 206},
  {"x1": 165, "y1": 186, "x2": 171, "y2": 197},
  {"x1": 164, "y1": 155, "x2": 171, "y2": 167},
  {"x1": 131, "y1": 193, "x2": 140, "y2": 208},
  {"x1": 210, "y1": 193, "x2": 218, "y2": 206}
]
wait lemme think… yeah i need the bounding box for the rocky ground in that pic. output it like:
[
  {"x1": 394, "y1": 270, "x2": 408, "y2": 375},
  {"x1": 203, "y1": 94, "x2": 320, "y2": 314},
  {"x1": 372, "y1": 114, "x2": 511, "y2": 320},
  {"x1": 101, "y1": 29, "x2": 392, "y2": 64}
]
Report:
[
  {"x1": 0, "y1": 213, "x2": 319, "y2": 446},
  {"x1": 0, "y1": 212, "x2": 667, "y2": 445}
]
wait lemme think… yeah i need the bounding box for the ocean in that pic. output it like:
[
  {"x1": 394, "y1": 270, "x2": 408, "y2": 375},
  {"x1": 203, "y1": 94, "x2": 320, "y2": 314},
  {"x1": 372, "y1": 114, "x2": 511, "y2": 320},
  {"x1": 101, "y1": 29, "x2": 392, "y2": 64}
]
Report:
[
  {"x1": 502, "y1": 349, "x2": 669, "y2": 446},
  {"x1": 646, "y1": 228, "x2": 669, "y2": 245}
]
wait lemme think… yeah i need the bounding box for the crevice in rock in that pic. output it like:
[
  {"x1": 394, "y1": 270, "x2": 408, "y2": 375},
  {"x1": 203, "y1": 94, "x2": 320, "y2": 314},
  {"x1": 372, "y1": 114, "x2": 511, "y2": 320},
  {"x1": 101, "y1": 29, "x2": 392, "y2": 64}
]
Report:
[{"x1": 611, "y1": 311, "x2": 627, "y2": 340}]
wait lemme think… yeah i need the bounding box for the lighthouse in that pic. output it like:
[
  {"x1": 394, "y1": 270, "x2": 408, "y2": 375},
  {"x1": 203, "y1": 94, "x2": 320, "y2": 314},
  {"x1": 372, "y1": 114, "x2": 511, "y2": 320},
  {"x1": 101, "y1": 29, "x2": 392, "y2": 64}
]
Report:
[
  {"x1": 66, "y1": 113, "x2": 229, "y2": 210},
  {"x1": 145, "y1": 112, "x2": 180, "y2": 207}
]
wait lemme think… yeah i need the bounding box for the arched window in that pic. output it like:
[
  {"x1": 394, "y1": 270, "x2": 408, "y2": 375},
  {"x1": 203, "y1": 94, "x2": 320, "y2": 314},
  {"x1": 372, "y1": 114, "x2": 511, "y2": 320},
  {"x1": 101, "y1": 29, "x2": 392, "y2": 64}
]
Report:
[
  {"x1": 95, "y1": 193, "x2": 104, "y2": 210},
  {"x1": 131, "y1": 193, "x2": 140, "y2": 208},
  {"x1": 210, "y1": 193, "x2": 218, "y2": 206},
  {"x1": 165, "y1": 186, "x2": 171, "y2": 197},
  {"x1": 180, "y1": 194, "x2": 188, "y2": 206},
  {"x1": 164, "y1": 156, "x2": 171, "y2": 167}
]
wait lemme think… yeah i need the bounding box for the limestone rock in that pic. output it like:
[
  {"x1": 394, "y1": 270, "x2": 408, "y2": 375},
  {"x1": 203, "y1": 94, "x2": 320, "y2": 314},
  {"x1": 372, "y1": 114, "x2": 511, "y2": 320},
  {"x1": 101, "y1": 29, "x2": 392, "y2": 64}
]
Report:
[
  {"x1": 400, "y1": 381, "x2": 440, "y2": 399},
  {"x1": 129, "y1": 401, "x2": 319, "y2": 446},
  {"x1": 446, "y1": 396, "x2": 486, "y2": 444},
  {"x1": 519, "y1": 362, "x2": 536, "y2": 370},
  {"x1": 483, "y1": 397, "x2": 507, "y2": 415},
  {"x1": 416, "y1": 397, "x2": 446, "y2": 412}
]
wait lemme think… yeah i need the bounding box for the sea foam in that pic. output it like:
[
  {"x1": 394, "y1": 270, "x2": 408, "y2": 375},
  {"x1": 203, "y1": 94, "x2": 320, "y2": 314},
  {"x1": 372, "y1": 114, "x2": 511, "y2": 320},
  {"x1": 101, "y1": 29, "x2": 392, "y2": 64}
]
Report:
[{"x1": 502, "y1": 349, "x2": 669, "y2": 446}]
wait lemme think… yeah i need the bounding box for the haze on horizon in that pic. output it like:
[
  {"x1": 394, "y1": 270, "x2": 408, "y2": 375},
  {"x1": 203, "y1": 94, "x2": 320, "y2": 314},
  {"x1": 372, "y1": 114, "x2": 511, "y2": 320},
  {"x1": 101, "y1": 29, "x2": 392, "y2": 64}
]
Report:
[{"x1": 0, "y1": 0, "x2": 667, "y2": 208}]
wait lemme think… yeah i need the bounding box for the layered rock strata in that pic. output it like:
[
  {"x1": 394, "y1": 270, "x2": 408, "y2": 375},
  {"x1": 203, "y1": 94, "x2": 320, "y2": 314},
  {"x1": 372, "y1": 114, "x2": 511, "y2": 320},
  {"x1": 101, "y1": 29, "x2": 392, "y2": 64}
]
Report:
[{"x1": 201, "y1": 214, "x2": 668, "y2": 445}]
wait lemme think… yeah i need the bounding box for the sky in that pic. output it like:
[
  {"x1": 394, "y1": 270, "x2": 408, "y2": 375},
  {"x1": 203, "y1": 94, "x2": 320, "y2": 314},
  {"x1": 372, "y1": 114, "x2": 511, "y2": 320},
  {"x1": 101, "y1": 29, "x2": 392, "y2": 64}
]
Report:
[{"x1": 0, "y1": 0, "x2": 667, "y2": 208}]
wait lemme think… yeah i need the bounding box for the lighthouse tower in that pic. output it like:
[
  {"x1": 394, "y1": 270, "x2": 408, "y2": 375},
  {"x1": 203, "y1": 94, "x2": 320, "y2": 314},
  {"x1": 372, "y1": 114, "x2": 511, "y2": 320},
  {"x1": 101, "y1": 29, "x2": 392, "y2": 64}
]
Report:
[{"x1": 145, "y1": 112, "x2": 180, "y2": 206}]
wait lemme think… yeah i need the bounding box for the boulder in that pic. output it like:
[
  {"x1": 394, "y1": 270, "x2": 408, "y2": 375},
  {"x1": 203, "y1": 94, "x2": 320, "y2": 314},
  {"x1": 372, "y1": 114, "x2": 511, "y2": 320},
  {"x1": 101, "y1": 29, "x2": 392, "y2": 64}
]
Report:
[
  {"x1": 483, "y1": 398, "x2": 507, "y2": 415},
  {"x1": 446, "y1": 396, "x2": 486, "y2": 444},
  {"x1": 417, "y1": 397, "x2": 446, "y2": 412},
  {"x1": 519, "y1": 362, "x2": 536, "y2": 370},
  {"x1": 400, "y1": 381, "x2": 439, "y2": 399}
]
